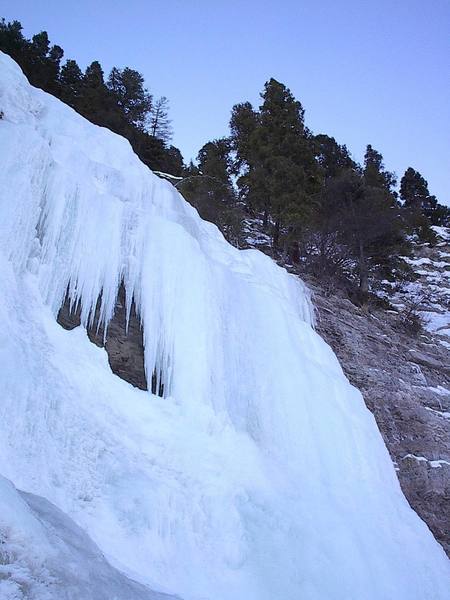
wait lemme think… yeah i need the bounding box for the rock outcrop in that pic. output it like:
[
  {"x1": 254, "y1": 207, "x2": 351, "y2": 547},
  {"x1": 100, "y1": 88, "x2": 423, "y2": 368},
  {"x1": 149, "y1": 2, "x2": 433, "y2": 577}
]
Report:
[
  {"x1": 311, "y1": 279, "x2": 450, "y2": 556},
  {"x1": 239, "y1": 217, "x2": 450, "y2": 556},
  {"x1": 57, "y1": 285, "x2": 147, "y2": 391}
]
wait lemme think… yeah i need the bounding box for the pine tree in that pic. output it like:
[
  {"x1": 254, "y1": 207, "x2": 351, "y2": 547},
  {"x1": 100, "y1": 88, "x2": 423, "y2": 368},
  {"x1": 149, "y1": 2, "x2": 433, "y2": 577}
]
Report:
[
  {"x1": 400, "y1": 167, "x2": 449, "y2": 232},
  {"x1": 77, "y1": 61, "x2": 116, "y2": 128},
  {"x1": 229, "y1": 101, "x2": 262, "y2": 217},
  {"x1": 84, "y1": 60, "x2": 105, "y2": 86},
  {"x1": 255, "y1": 78, "x2": 321, "y2": 246},
  {"x1": 0, "y1": 18, "x2": 184, "y2": 175},
  {"x1": 363, "y1": 144, "x2": 396, "y2": 195},
  {"x1": 230, "y1": 101, "x2": 259, "y2": 174},
  {"x1": 400, "y1": 167, "x2": 437, "y2": 213},
  {"x1": 183, "y1": 160, "x2": 200, "y2": 178},
  {"x1": 1, "y1": 27, "x2": 64, "y2": 94},
  {"x1": 163, "y1": 146, "x2": 184, "y2": 176},
  {"x1": 30, "y1": 31, "x2": 49, "y2": 59},
  {"x1": 230, "y1": 80, "x2": 321, "y2": 247},
  {"x1": 107, "y1": 67, "x2": 152, "y2": 130},
  {"x1": 150, "y1": 96, "x2": 172, "y2": 142},
  {"x1": 45, "y1": 44, "x2": 64, "y2": 94},
  {"x1": 197, "y1": 139, "x2": 232, "y2": 188},
  {"x1": 313, "y1": 134, "x2": 357, "y2": 179},
  {"x1": 0, "y1": 18, "x2": 26, "y2": 63},
  {"x1": 312, "y1": 169, "x2": 410, "y2": 303},
  {"x1": 177, "y1": 140, "x2": 241, "y2": 244},
  {"x1": 59, "y1": 59, "x2": 83, "y2": 107},
  {"x1": 26, "y1": 32, "x2": 63, "y2": 92}
]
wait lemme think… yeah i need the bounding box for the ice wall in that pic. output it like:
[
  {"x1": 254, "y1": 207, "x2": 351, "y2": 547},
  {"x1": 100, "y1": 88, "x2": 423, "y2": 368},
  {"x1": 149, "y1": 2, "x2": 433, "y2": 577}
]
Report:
[
  {"x1": 0, "y1": 51, "x2": 449, "y2": 599},
  {"x1": 0, "y1": 475, "x2": 177, "y2": 600}
]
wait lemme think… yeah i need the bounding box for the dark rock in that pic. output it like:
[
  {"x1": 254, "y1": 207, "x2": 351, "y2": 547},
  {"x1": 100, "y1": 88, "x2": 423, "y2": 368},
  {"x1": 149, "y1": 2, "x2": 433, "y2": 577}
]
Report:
[
  {"x1": 408, "y1": 349, "x2": 450, "y2": 375},
  {"x1": 57, "y1": 285, "x2": 147, "y2": 391}
]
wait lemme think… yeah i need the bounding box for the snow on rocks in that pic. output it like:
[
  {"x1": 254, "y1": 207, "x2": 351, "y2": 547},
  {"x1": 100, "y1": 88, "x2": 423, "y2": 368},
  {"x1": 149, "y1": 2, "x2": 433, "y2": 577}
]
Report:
[
  {"x1": 402, "y1": 455, "x2": 450, "y2": 469},
  {"x1": 390, "y1": 227, "x2": 450, "y2": 344}
]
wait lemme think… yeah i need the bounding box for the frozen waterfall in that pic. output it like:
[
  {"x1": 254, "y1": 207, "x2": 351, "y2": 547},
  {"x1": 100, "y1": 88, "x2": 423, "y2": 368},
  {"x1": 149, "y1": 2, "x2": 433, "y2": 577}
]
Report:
[{"x1": 0, "y1": 51, "x2": 449, "y2": 599}]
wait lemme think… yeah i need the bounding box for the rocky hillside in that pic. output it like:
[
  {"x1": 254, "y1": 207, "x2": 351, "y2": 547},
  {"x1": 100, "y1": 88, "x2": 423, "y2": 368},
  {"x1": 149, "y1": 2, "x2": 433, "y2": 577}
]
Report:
[
  {"x1": 391, "y1": 226, "x2": 450, "y2": 342},
  {"x1": 312, "y1": 277, "x2": 450, "y2": 556},
  {"x1": 239, "y1": 214, "x2": 450, "y2": 556},
  {"x1": 243, "y1": 222, "x2": 450, "y2": 555}
]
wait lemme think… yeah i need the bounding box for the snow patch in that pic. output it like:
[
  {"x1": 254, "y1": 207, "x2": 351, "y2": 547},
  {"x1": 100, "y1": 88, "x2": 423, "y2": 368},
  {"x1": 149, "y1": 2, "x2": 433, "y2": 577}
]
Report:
[{"x1": 402, "y1": 454, "x2": 450, "y2": 468}]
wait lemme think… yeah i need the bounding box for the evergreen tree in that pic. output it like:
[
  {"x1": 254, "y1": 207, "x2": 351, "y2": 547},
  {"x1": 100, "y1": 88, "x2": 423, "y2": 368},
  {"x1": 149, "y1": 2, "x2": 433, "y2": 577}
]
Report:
[
  {"x1": 59, "y1": 59, "x2": 83, "y2": 107},
  {"x1": 177, "y1": 140, "x2": 241, "y2": 245},
  {"x1": 197, "y1": 139, "x2": 232, "y2": 188},
  {"x1": 400, "y1": 167, "x2": 437, "y2": 214},
  {"x1": 310, "y1": 170, "x2": 411, "y2": 302},
  {"x1": 0, "y1": 26, "x2": 64, "y2": 94},
  {"x1": 400, "y1": 167, "x2": 449, "y2": 232},
  {"x1": 150, "y1": 96, "x2": 172, "y2": 142},
  {"x1": 353, "y1": 145, "x2": 411, "y2": 297},
  {"x1": 230, "y1": 80, "x2": 320, "y2": 247},
  {"x1": 183, "y1": 160, "x2": 200, "y2": 178},
  {"x1": 230, "y1": 101, "x2": 259, "y2": 173},
  {"x1": 363, "y1": 144, "x2": 396, "y2": 195},
  {"x1": 46, "y1": 44, "x2": 64, "y2": 94},
  {"x1": 313, "y1": 134, "x2": 357, "y2": 179},
  {"x1": 0, "y1": 18, "x2": 26, "y2": 62},
  {"x1": 163, "y1": 146, "x2": 184, "y2": 176},
  {"x1": 256, "y1": 78, "x2": 321, "y2": 246},
  {"x1": 229, "y1": 101, "x2": 262, "y2": 215},
  {"x1": 107, "y1": 67, "x2": 152, "y2": 130},
  {"x1": 432, "y1": 204, "x2": 450, "y2": 227},
  {"x1": 77, "y1": 61, "x2": 117, "y2": 128},
  {"x1": 84, "y1": 60, "x2": 104, "y2": 86},
  {"x1": 30, "y1": 31, "x2": 49, "y2": 59},
  {"x1": 24, "y1": 32, "x2": 63, "y2": 93}
]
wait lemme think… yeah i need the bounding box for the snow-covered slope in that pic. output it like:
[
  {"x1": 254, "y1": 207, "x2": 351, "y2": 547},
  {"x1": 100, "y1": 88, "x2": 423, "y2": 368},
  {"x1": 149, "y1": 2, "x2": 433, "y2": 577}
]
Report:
[
  {"x1": 397, "y1": 226, "x2": 450, "y2": 344},
  {"x1": 0, "y1": 51, "x2": 449, "y2": 599}
]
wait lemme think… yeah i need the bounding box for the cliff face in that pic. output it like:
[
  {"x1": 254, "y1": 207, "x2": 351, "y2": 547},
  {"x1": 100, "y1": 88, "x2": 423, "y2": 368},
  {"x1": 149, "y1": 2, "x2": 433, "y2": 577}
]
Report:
[
  {"x1": 239, "y1": 214, "x2": 450, "y2": 556},
  {"x1": 312, "y1": 227, "x2": 450, "y2": 555},
  {"x1": 312, "y1": 280, "x2": 450, "y2": 556}
]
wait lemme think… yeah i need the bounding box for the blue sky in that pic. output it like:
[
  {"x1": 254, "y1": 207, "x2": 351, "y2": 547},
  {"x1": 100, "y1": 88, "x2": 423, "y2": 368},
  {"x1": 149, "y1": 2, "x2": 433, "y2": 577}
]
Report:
[{"x1": 1, "y1": 0, "x2": 449, "y2": 202}]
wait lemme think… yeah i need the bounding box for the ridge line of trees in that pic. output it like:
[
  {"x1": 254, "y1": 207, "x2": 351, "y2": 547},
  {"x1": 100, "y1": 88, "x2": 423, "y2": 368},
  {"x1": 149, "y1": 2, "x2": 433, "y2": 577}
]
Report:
[
  {"x1": 181, "y1": 78, "x2": 449, "y2": 306},
  {"x1": 0, "y1": 17, "x2": 184, "y2": 175}
]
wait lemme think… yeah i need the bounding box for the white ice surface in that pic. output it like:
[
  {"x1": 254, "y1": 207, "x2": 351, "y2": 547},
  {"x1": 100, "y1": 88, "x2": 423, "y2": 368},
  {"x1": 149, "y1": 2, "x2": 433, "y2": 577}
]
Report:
[
  {"x1": 0, "y1": 52, "x2": 449, "y2": 599},
  {"x1": 0, "y1": 475, "x2": 177, "y2": 599}
]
